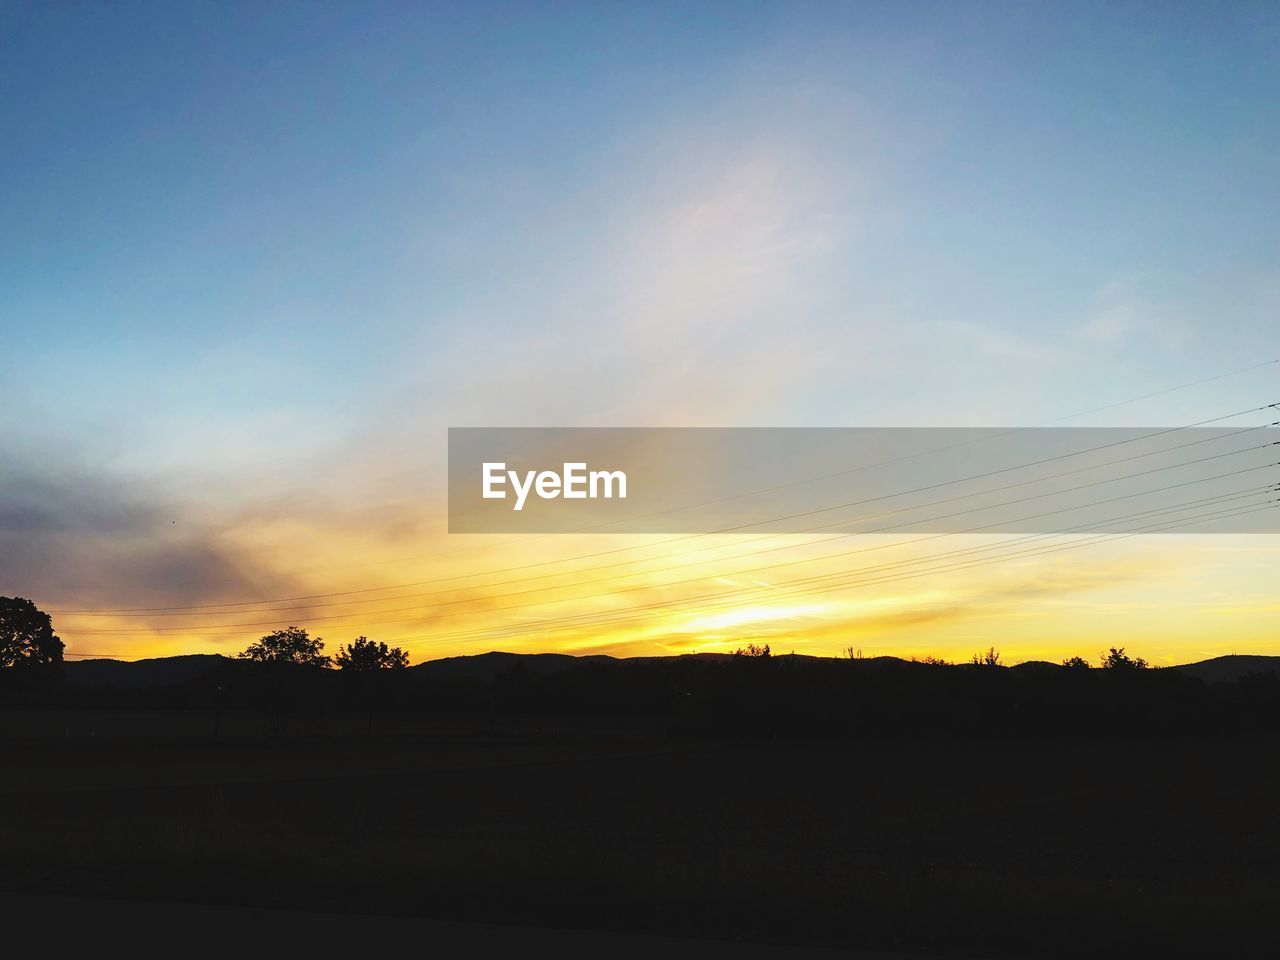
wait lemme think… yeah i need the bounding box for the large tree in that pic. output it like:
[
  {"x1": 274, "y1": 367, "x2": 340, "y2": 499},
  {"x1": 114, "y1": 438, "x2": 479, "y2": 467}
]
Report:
[
  {"x1": 0, "y1": 596, "x2": 64, "y2": 671},
  {"x1": 239, "y1": 626, "x2": 329, "y2": 667}
]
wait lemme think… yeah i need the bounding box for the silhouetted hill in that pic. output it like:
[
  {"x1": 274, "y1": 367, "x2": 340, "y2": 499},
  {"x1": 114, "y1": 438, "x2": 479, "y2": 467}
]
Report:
[
  {"x1": 64, "y1": 654, "x2": 231, "y2": 687},
  {"x1": 55, "y1": 650, "x2": 1280, "y2": 692},
  {"x1": 1171, "y1": 655, "x2": 1280, "y2": 684},
  {"x1": 410, "y1": 651, "x2": 618, "y2": 679},
  {"x1": 59, "y1": 650, "x2": 744, "y2": 689},
  {"x1": 410, "y1": 651, "x2": 752, "y2": 682},
  {"x1": 33, "y1": 649, "x2": 1280, "y2": 739}
]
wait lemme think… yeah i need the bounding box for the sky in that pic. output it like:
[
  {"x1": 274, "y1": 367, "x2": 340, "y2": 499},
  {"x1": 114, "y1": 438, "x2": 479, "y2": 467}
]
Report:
[{"x1": 1, "y1": 1, "x2": 1278, "y2": 665}]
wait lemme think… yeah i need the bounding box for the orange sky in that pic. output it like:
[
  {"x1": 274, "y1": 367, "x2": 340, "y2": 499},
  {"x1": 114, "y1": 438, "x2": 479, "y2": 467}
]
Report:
[{"x1": 50, "y1": 519, "x2": 1280, "y2": 667}]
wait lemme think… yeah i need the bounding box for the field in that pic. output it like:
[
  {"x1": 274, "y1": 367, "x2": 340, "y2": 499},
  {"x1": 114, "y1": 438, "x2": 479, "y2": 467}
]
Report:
[{"x1": 1, "y1": 712, "x2": 1278, "y2": 957}]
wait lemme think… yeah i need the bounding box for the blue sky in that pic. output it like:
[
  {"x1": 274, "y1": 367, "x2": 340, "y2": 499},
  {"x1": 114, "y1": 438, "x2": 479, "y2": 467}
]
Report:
[
  {"x1": 4, "y1": 3, "x2": 1277, "y2": 450},
  {"x1": 2, "y1": 2, "x2": 1278, "y2": 653}
]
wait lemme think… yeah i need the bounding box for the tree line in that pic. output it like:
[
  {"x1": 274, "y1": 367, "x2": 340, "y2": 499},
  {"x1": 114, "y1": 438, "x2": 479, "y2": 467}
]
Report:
[
  {"x1": 1, "y1": 594, "x2": 1152, "y2": 680},
  {"x1": 0, "y1": 596, "x2": 412, "y2": 674},
  {"x1": 239, "y1": 626, "x2": 409, "y2": 671},
  {"x1": 3, "y1": 595, "x2": 1278, "y2": 740}
]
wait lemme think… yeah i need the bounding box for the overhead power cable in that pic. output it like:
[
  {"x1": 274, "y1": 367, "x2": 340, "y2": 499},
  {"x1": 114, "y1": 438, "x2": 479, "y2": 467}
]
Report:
[
  {"x1": 54, "y1": 437, "x2": 1278, "y2": 623},
  {"x1": 53, "y1": 401, "x2": 1277, "y2": 616}
]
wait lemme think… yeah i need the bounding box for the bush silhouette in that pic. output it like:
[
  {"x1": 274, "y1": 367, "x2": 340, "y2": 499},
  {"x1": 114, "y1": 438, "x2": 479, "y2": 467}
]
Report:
[{"x1": 733, "y1": 642, "x2": 771, "y2": 658}]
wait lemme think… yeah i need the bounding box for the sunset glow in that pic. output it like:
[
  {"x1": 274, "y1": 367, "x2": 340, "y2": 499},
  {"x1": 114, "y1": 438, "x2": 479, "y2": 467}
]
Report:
[{"x1": 3, "y1": 3, "x2": 1277, "y2": 667}]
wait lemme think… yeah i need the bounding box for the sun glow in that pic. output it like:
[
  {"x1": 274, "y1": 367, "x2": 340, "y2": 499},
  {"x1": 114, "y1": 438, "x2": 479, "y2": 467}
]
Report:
[{"x1": 675, "y1": 603, "x2": 833, "y2": 633}]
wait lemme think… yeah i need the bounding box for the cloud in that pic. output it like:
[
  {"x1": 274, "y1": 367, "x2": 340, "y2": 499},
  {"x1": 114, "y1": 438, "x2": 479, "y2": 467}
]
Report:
[
  {"x1": 367, "y1": 90, "x2": 872, "y2": 435},
  {"x1": 0, "y1": 460, "x2": 299, "y2": 613}
]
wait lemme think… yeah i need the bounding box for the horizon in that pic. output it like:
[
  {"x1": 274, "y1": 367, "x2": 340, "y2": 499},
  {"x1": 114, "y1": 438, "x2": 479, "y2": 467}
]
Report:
[{"x1": 52, "y1": 642, "x2": 1275, "y2": 671}]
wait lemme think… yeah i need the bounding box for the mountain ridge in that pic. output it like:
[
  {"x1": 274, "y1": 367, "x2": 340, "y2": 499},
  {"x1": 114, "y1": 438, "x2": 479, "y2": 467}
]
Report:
[{"x1": 58, "y1": 650, "x2": 1280, "y2": 687}]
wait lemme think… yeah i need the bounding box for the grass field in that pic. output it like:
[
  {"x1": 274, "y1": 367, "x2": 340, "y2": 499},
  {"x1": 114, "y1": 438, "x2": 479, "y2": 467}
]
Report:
[{"x1": 2, "y1": 713, "x2": 1278, "y2": 957}]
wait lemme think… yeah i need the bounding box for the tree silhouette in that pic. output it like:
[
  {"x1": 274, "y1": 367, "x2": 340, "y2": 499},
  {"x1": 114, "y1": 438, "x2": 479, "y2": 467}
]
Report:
[
  {"x1": 1061, "y1": 656, "x2": 1091, "y2": 670},
  {"x1": 334, "y1": 636, "x2": 408, "y2": 738},
  {"x1": 334, "y1": 636, "x2": 409, "y2": 670},
  {"x1": 1100, "y1": 647, "x2": 1148, "y2": 670},
  {"x1": 0, "y1": 596, "x2": 63, "y2": 671},
  {"x1": 239, "y1": 626, "x2": 329, "y2": 667},
  {"x1": 971, "y1": 647, "x2": 1002, "y2": 667}
]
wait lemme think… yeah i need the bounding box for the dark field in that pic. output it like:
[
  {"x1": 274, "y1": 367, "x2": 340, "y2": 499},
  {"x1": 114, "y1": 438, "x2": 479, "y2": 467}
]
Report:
[{"x1": 1, "y1": 712, "x2": 1278, "y2": 958}]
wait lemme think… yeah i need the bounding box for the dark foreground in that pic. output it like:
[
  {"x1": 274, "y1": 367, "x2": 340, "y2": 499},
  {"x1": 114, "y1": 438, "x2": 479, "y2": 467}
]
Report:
[
  {"x1": 0, "y1": 892, "x2": 893, "y2": 958},
  {"x1": 1, "y1": 717, "x2": 1277, "y2": 958}
]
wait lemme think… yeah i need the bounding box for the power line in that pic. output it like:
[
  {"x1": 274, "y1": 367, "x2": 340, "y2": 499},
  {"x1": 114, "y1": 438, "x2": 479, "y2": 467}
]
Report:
[
  {"x1": 54, "y1": 442, "x2": 1279, "y2": 636},
  {"x1": 255, "y1": 495, "x2": 1277, "y2": 655},
  {"x1": 54, "y1": 436, "x2": 1277, "y2": 624},
  {"x1": 49, "y1": 359, "x2": 1280, "y2": 659},
  {"x1": 63, "y1": 496, "x2": 1277, "y2": 657},
  {"x1": 167, "y1": 356, "x2": 1280, "y2": 585},
  {"x1": 387, "y1": 487, "x2": 1280, "y2": 647},
  {"x1": 387, "y1": 496, "x2": 1280, "y2": 651},
  {"x1": 59, "y1": 481, "x2": 1277, "y2": 636},
  {"x1": 52, "y1": 402, "x2": 1276, "y2": 616}
]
